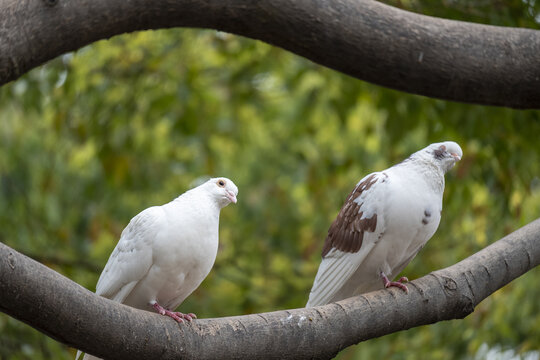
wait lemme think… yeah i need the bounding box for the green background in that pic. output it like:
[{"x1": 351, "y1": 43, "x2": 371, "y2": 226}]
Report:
[{"x1": 1, "y1": 1, "x2": 539, "y2": 358}]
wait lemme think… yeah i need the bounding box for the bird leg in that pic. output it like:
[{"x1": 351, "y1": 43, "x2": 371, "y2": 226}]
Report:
[
  {"x1": 151, "y1": 302, "x2": 197, "y2": 323},
  {"x1": 380, "y1": 272, "x2": 409, "y2": 293}
]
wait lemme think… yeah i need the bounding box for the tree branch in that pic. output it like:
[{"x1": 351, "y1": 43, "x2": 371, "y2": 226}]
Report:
[
  {"x1": 1, "y1": 219, "x2": 539, "y2": 359},
  {"x1": 1, "y1": 0, "x2": 539, "y2": 108}
]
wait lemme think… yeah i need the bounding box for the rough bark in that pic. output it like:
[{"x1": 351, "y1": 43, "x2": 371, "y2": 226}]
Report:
[
  {"x1": 1, "y1": 219, "x2": 539, "y2": 360},
  {"x1": 0, "y1": 0, "x2": 539, "y2": 108}
]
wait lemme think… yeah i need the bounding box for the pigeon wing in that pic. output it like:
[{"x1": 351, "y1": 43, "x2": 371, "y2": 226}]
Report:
[
  {"x1": 95, "y1": 206, "x2": 164, "y2": 303},
  {"x1": 307, "y1": 173, "x2": 387, "y2": 307}
]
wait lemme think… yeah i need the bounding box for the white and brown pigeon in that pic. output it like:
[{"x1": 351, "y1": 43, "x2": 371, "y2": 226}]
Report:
[
  {"x1": 306, "y1": 142, "x2": 462, "y2": 307},
  {"x1": 77, "y1": 177, "x2": 238, "y2": 360}
]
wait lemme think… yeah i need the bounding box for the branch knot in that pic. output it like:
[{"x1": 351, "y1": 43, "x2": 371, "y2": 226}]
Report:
[
  {"x1": 443, "y1": 277, "x2": 457, "y2": 291},
  {"x1": 42, "y1": 0, "x2": 58, "y2": 7}
]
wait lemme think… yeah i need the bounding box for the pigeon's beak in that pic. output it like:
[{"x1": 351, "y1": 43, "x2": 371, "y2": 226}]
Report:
[
  {"x1": 226, "y1": 190, "x2": 237, "y2": 204},
  {"x1": 451, "y1": 153, "x2": 461, "y2": 161}
]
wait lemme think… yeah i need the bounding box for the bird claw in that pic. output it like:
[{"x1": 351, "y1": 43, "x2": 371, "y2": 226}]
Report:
[
  {"x1": 172, "y1": 312, "x2": 197, "y2": 322},
  {"x1": 381, "y1": 272, "x2": 409, "y2": 293},
  {"x1": 151, "y1": 302, "x2": 197, "y2": 323}
]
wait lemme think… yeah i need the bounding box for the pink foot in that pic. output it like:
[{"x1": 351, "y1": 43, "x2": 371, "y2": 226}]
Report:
[
  {"x1": 152, "y1": 302, "x2": 197, "y2": 323},
  {"x1": 380, "y1": 272, "x2": 409, "y2": 293}
]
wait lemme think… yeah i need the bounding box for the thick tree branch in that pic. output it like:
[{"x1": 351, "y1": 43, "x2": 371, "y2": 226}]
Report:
[
  {"x1": 1, "y1": 219, "x2": 539, "y2": 359},
  {"x1": 1, "y1": 0, "x2": 539, "y2": 108}
]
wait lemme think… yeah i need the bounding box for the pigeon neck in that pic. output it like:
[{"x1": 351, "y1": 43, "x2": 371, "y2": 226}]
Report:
[
  {"x1": 173, "y1": 190, "x2": 222, "y2": 214},
  {"x1": 400, "y1": 157, "x2": 446, "y2": 194}
]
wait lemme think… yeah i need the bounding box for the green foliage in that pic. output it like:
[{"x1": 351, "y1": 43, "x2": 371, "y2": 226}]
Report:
[{"x1": 1, "y1": 1, "x2": 539, "y2": 358}]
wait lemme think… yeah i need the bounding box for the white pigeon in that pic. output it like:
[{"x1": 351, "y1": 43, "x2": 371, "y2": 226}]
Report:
[
  {"x1": 306, "y1": 141, "x2": 462, "y2": 307},
  {"x1": 77, "y1": 177, "x2": 238, "y2": 360}
]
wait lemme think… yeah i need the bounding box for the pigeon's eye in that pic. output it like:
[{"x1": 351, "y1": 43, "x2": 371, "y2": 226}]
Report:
[{"x1": 217, "y1": 180, "x2": 226, "y2": 187}]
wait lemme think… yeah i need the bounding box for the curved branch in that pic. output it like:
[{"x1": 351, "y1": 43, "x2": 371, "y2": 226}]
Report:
[
  {"x1": 1, "y1": 219, "x2": 539, "y2": 359},
  {"x1": 1, "y1": 0, "x2": 539, "y2": 108}
]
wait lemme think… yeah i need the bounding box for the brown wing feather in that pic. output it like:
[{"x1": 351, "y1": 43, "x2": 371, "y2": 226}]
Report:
[{"x1": 321, "y1": 174, "x2": 379, "y2": 257}]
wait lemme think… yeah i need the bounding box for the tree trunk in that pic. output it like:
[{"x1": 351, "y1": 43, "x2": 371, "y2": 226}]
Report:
[
  {"x1": 1, "y1": 219, "x2": 539, "y2": 359},
  {"x1": 0, "y1": 0, "x2": 539, "y2": 108}
]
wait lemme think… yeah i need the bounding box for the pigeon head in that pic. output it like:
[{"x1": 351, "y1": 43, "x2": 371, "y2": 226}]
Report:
[
  {"x1": 204, "y1": 177, "x2": 238, "y2": 208},
  {"x1": 424, "y1": 141, "x2": 463, "y2": 173}
]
